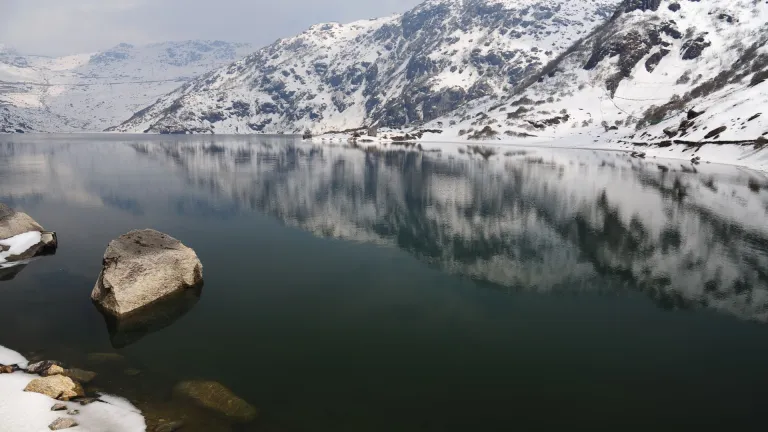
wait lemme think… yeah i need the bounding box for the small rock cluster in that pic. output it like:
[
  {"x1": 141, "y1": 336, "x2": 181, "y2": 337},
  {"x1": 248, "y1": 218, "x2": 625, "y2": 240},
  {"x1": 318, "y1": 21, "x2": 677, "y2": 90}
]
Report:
[
  {"x1": 0, "y1": 359, "x2": 99, "y2": 430},
  {"x1": 1, "y1": 209, "x2": 262, "y2": 428}
]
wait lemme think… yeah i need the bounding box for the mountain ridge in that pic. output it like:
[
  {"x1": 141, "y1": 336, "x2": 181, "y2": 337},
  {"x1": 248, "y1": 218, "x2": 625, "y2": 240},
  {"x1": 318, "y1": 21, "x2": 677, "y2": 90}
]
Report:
[
  {"x1": 111, "y1": 0, "x2": 618, "y2": 134},
  {"x1": 0, "y1": 40, "x2": 253, "y2": 133}
]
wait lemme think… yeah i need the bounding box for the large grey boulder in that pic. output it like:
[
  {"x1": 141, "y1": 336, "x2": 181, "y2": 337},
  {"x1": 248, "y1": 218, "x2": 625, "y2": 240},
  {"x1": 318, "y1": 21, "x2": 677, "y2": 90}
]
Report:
[{"x1": 91, "y1": 229, "x2": 203, "y2": 317}]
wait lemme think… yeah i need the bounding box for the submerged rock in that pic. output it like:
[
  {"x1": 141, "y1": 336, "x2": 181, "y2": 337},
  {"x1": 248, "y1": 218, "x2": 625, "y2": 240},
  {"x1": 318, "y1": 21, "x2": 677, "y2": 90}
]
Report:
[
  {"x1": 155, "y1": 421, "x2": 185, "y2": 432},
  {"x1": 76, "y1": 397, "x2": 101, "y2": 406},
  {"x1": 48, "y1": 417, "x2": 78, "y2": 430},
  {"x1": 173, "y1": 381, "x2": 258, "y2": 422},
  {"x1": 64, "y1": 368, "x2": 98, "y2": 384},
  {"x1": 91, "y1": 229, "x2": 203, "y2": 317},
  {"x1": 24, "y1": 375, "x2": 85, "y2": 400},
  {"x1": 86, "y1": 353, "x2": 125, "y2": 364}
]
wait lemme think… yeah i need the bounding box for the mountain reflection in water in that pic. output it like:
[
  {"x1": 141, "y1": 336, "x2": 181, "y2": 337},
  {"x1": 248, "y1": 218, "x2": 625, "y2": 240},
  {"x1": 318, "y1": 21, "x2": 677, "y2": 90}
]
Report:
[{"x1": 127, "y1": 139, "x2": 768, "y2": 323}]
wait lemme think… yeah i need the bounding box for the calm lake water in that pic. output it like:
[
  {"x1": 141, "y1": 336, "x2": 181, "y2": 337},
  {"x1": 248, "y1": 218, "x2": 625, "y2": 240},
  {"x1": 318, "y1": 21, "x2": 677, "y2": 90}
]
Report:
[{"x1": 1, "y1": 134, "x2": 768, "y2": 431}]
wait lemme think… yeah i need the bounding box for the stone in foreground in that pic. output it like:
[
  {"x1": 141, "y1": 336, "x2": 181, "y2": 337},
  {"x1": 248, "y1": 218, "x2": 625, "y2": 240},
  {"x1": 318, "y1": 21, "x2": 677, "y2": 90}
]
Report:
[
  {"x1": 24, "y1": 375, "x2": 85, "y2": 401},
  {"x1": 173, "y1": 380, "x2": 258, "y2": 422},
  {"x1": 49, "y1": 417, "x2": 78, "y2": 430},
  {"x1": 91, "y1": 229, "x2": 203, "y2": 317}
]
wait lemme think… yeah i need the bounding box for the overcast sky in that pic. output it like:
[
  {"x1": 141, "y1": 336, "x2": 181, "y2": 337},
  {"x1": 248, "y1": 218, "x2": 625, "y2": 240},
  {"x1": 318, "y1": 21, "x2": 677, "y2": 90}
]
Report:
[{"x1": 0, "y1": 0, "x2": 423, "y2": 56}]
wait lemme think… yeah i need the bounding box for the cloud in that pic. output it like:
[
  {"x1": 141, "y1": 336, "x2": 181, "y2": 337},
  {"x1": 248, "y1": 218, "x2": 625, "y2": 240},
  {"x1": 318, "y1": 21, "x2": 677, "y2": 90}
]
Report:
[
  {"x1": 0, "y1": 0, "x2": 160, "y2": 55},
  {"x1": 0, "y1": 0, "x2": 422, "y2": 56}
]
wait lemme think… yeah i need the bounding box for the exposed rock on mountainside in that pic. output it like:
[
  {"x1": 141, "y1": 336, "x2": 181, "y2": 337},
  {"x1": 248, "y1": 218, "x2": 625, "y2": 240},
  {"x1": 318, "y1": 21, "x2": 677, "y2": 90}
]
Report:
[
  {"x1": 0, "y1": 41, "x2": 252, "y2": 132},
  {"x1": 112, "y1": 0, "x2": 617, "y2": 134},
  {"x1": 420, "y1": 0, "x2": 768, "y2": 145}
]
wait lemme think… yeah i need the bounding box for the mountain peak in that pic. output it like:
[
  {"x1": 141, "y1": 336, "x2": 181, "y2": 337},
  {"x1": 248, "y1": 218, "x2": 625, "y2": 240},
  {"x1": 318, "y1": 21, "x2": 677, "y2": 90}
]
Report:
[{"x1": 113, "y1": 0, "x2": 619, "y2": 134}]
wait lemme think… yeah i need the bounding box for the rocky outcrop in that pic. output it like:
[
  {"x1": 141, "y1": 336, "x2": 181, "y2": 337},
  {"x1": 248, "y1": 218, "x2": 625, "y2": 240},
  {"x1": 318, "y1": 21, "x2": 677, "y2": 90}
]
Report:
[
  {"x1": 91, "y1": 229, "x2": 203, "y2": 317},
  {"x1": 24, "y1": 375, "x2": 85, "y2": 401},
  {"x1": 173, "y1": 381, "x2": 258, "y2": 422},
  {"x1": 0, "y1": 203, "x2": 43, "y2": 238},
  {"x1": 0, "y1": 204, "x2": 58, "y2": 262}
]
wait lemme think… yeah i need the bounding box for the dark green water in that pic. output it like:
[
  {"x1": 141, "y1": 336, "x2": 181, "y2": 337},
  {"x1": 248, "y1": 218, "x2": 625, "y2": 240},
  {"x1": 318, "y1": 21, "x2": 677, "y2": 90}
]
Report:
[{"x1": 1, "y1": 135, "x2": 768, "y2": 431}]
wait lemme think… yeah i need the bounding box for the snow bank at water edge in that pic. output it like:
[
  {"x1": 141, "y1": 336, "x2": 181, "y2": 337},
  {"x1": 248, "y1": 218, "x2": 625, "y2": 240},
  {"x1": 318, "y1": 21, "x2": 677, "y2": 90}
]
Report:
[
  {"x1": 0, "y1": 231, "x2": 42, "y2": 267},
  {"x1": 0, "y1": 345, "x2": 147, "y2": 431},
  {"x1": 315, "y1": 129, "x2": 768, "y2": 173}
]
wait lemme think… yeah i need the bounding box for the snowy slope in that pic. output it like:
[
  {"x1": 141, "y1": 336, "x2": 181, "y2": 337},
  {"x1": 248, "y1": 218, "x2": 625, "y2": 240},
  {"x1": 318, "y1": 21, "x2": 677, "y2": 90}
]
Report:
[
  {"x1": 0, "y1": 41, "x2": 252, "y2": 132},
  {"x1": 416, "y1": 0, "x2": 768, "y2": 149},
  {"x1": 112, "y1": 0, "x2": 617, "y2": 134}
]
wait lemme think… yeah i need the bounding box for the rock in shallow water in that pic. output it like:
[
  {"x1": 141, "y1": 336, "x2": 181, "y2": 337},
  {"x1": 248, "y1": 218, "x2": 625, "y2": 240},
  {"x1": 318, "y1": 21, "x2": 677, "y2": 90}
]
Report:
[
  {"x1": 0, "y1": 203, "x2": 43, "y2": 240},
  {"x1": 155, "y1": 420, "x2": 185, "y2": 432},
  {"x1": 91, "y1": 229, "x2": 203, "y2": 317},
  {"x1": 24, "y1": 375, "x2": 85, "y2": 401},
  {"x1": 86, "y1": 352, "x2": 125, "y2": 364},
  {"x1": 173, "y1": 381, "x2": 258, "y2": 422},
  {"x1": 42, "y1": 365, "x2": 66, "y2": 377},
  {"x1": 26, "y1": 360, "x2": 64, "y2": 375},
  {"x1": 0, "y1": 204, "x2": 58, "y2": 261},
  {"x1": 48, "y1": 417, "x2": 78, "y2": 430},
  {"x1": 64, "y1": 368, "x2": 98, "y2": 384}
]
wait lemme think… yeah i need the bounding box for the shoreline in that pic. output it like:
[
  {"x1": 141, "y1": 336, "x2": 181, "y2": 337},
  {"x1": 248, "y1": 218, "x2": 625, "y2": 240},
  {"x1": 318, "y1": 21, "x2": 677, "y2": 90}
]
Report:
[
  {"x1": 0, "y1": 345, "x2": 147, "y2": 431},
  {"x1": 2, "y1": 131, "x2": 766, "y2": 173}
]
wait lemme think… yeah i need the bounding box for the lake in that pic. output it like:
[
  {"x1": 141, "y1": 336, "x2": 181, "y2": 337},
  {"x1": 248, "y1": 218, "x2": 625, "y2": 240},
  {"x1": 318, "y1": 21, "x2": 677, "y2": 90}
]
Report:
[{"x1": 1, "y1": 134, "x2": 768, "y2": 431}]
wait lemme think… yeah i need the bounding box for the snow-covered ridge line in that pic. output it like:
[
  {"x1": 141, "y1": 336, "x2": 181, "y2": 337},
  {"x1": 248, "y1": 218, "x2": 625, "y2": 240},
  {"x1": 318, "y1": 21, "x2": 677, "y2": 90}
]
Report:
[
  {"x1": 111, "y1": 0, "x2": 618, "y2": 134},
  {"x1": 0, "y1": 40, "x2": 253, "y2": 133},
  {"x1": 417, "y1": 0, "x2": 768, "y2": 160}
]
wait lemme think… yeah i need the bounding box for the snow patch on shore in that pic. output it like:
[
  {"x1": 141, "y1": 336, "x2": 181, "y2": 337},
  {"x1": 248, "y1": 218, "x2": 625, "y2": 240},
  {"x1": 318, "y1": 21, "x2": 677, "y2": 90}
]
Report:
[{"x1": 0, "y1": 345, "x2": 146, "y2": 431}]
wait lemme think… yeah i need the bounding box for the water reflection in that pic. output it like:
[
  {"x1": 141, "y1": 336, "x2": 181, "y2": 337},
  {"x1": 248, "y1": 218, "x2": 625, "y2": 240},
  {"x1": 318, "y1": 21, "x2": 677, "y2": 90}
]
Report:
[
  {"x1": 129, "y1": 139, "x2": 768, "y2": 322},
  {"x1": 1, "y1": 136, "x2": 768, "y2": 323},
  {"x1": 0, "y1": 263, "x2": 28, "y2": 281},
  {"x1": 97, "y1": 286, "x2": 203, "y2": 349}
]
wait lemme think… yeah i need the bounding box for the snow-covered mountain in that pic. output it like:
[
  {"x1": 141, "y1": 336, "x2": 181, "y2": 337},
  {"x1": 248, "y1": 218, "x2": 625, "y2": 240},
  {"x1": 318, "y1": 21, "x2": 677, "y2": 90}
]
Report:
[
  {"x1": 112, "y1": 0, "x2": 618, "y2": 134},
  {"x1": 419, "y1": 0, "x2": 768, "y2": 145},
  {"x1": 0, "y1": 41, "x2": 252, "y2": 132}
]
